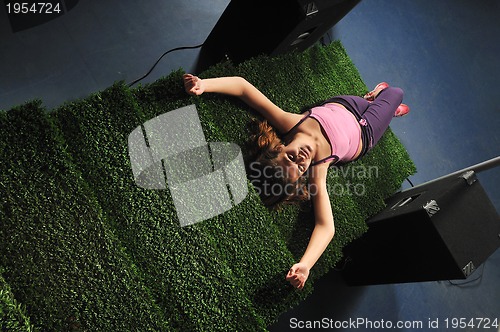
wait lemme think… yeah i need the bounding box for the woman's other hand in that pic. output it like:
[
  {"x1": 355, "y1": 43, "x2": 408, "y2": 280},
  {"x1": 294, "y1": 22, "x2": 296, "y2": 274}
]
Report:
[
  {"x1": 286, "y1": 262, "x2": 310, "y2": 290},
  {"x1": 183, "y1": 74, "x2": 205, "y2": 96}
]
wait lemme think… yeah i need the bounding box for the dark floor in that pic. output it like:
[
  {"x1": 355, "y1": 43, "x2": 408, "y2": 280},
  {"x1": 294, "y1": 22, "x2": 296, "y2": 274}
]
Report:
[{"x1": 1, "y1": 1, "x2": 499, "y2": 331}]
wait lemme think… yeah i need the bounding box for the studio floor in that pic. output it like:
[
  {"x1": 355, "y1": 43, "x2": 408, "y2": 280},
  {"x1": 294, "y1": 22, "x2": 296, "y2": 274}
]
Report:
[{"x1": 1, "y1": 1, "x2": 499, "y2": 331}]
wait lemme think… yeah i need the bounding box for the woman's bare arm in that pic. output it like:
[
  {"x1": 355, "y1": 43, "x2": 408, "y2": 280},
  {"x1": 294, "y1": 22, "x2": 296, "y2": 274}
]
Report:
[
  {"x1": 183, "y1": 74, "x2": 301, "y2": 133},
  {"x1": 286, "y1": 164, "x2": 335, "y2": 289}
]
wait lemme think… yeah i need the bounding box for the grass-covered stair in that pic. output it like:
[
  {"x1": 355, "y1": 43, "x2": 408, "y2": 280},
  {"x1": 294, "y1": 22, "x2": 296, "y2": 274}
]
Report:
[{"x1": 0, "y1": 41, "x2": 416, "y2": 331}]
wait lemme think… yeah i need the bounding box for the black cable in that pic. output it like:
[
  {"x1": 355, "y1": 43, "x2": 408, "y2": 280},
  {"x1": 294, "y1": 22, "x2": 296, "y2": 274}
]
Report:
[
  {"x1": 319, "y1": 31, "x2": 334, "y2": 46},
  {"x1": 406, "y1": 177, "x2": 414, "y2": 187},
  {"x1": 127, "y1": 43, "x2": 204, "y2": 87},
  {"x1": 447, "y1": 262, "x2": 486, "y2": 287},
  {"x1": 327, "y1": 31, "x2": 333, "y2": 44}
]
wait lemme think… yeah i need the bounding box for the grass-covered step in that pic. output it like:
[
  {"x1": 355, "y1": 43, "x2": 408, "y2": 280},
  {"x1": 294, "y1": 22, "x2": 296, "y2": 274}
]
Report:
[
  {"x1": 50, "y1": 83, "x2": 273, "y2": 331},
  {"x1": 0, "y1": 41, "x2": 416, "y2": 331},
  {"x1": 0, "y1": 270, "x2": 34, "y2": 331},
  {"x1": 0, "y1": 103, "x2": 170, "y2": 331},
  {"x1": 132, "y1": 42, "x2": 416, "y2": 281},
  {"x1": 129, "y1": 41, "x2": 416, "y2": 324}
]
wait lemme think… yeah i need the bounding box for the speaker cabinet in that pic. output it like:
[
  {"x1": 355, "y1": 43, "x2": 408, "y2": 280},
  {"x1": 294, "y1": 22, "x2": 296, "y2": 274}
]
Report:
[
  {"x1": 196, "y1": 0, "x2": 360, "y2": 72},
  {"x1": 341, "y1": 171, "x2": 500, "y2": 285}
]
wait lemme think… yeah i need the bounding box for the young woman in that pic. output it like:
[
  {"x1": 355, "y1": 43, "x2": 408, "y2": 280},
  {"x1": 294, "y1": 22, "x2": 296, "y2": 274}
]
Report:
[{"x1": 183, "y1": 74, "x2": 409, "y2": 289}]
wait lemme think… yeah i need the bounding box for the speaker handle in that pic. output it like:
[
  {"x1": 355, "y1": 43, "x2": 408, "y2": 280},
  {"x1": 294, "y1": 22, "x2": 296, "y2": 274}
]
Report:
[{"x1": 403, "y1": 156, "x2": 500, "y2": 192}]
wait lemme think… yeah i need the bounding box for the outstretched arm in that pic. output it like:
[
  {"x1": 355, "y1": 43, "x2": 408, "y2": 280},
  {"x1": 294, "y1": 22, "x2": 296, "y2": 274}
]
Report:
[
  {"x1": 183, "y1": 74, "x2": 301, "y2": 134},
  {"x1": 286, "y1": 164, "x2": 335, "y2": 289}
]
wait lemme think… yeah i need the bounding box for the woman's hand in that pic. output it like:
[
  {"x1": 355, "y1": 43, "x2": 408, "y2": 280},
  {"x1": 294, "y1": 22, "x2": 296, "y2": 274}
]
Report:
[
  {"x1": 183, "y1": 74, "x2": 205, "y2": 96},
  {"x1": 286, "y1": 263, "x2": 310, "y2": 290}
]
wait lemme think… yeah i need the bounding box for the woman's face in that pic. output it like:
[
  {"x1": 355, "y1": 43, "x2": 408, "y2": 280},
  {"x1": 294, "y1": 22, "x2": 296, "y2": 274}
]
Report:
[{"x1": 275, "y1": 138, "x2": 313, "y2": 182}]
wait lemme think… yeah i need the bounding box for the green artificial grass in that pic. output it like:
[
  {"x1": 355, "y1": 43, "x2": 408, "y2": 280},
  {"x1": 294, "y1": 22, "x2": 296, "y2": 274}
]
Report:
[
  {"x1": 0, "y1": 270, "x2": 34, "y2": 331},
  {"x1": 0, "y1": 41, "x2": 416, "y2": 331}
]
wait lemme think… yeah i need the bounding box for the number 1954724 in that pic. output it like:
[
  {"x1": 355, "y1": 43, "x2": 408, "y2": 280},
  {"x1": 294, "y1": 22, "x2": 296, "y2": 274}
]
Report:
[{"x1": 6, "y1": 2, "x2": 62, "y2": 14}]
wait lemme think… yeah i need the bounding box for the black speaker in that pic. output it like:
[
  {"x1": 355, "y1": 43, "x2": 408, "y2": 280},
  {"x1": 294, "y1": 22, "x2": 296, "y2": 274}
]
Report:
[
  {"x1": 341, "y1": 171, "x2": 500, "y2": 286},
  {"x1": 196, "y1": 0, "x2": 360, "y2": 72}
]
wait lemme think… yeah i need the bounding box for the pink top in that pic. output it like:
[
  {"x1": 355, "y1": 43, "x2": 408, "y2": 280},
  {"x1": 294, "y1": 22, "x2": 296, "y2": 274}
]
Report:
[{"x1": 309, "y1": 103, "x2": 361, "y2": 163}]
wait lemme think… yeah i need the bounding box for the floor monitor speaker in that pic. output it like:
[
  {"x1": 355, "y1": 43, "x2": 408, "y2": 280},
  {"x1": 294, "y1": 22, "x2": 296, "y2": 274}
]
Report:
[
  {"x1": 341, "y1": 171, "x2": 500, "y2": 285},
  {"x1": 196, "y1": 0, "x2": 360, "y2": 72}
]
